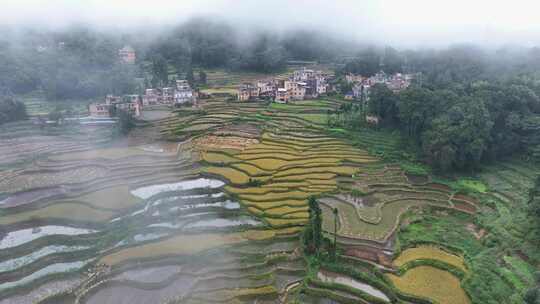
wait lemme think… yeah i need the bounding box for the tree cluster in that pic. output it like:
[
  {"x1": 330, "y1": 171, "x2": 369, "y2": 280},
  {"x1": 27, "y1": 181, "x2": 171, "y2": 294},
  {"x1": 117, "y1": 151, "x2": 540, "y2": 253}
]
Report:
[
  {"x1": 525, "y1": 271, "x2": 540, "y2": 304},
  {"x1": 303, "y1": 196, "x2": 322, "y2": 255},
  {"x1": 0, "y1": 93, "x2": 27, "y2": 125},
  {"x1": 333, "y1": 45, "x2": 540, "y2": 173},
  {"x1": 0, "y1": 28, "x2": 140, "y2": 101}
]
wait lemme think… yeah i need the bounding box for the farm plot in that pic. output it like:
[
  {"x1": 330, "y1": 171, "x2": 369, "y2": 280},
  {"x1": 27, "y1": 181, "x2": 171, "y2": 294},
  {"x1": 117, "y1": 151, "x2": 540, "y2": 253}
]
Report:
[
  {"x1": 393, "y1": 246, "x2": 467, "y2": 272},
  {"x1": 0, "y1": 202, "x2": 116, "y2": 225},
  {"x1": 165, "y1": 101, "x2": 389, "y2": 230},
  {"x1": 100, "y1": 230, "x2": 275, "y2": 266},
  {"x1": 0, "y1": 166, "x2": 109, "y2": 194},
  {"x1": 387, "y1": 266, "x2": 470, "y2": 304}
]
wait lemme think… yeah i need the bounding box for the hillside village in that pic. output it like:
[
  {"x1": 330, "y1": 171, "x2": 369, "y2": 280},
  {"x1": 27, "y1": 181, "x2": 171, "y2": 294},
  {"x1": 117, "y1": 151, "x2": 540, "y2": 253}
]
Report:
[
  {"x1": 237, "y1": 67, "x2": 331, "y2": 103},
  {"x1": 237, "y1": 68, "x2": 414, "y2": 104},
  {"x1": 346, "y1": 71, "x2": 413, "y2": 101},
  {"x1": 89, "y1": 47, "x2": 414, "y2": 119}
]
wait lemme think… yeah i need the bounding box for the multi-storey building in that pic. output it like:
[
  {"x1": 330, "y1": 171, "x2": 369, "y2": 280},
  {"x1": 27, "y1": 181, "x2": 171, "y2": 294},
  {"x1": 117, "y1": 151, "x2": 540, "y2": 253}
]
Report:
[
  {"x1": 142, "y1": 89, "x2": 160, "y2": 106},
  {"x1": 162, "y1": 87, "x2": 175, "y2": 103},
  {"x1": 257, "y1": 79, "x2": 276, "y2": 98},
  {"x1": 275, "y1": 88, "x2": 289, "y2": 103},
  {"x1": 284, "y1": 80, "x2": 307, "y2": 100},
  {"x1": 88, "y1": 103, "x2": 112, "y2": 117},
  {"x1": 292, "y1": 67, "x2": 315, "y2": 82},
  {"x1": 89, "y1": 94, "x2": 141, "y2": 118},
  {"x1": 345, "y1": 73, "x2": 365, "y2": 84},
  {"x1": 174, "y1": 80, "x2": 196, "y2": 105},
  {"x1": 238, "y1": 83, "x2": 259, "y2": 101}
]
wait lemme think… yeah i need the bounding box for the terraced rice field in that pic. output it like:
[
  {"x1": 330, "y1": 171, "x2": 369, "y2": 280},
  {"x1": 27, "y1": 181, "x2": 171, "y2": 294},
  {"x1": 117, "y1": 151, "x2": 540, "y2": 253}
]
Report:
[
  {"x1": 155, "y1": 98, "x2": 481, "y2": 303},
  {"x1": 387, "y1": 266, "x2": 470, "y2": 304},
  {"x1": 165, "y1": 100, "x2": 374, "y2": 230},
  {"x1": 3, "y1": 95, "x2": 530, "y2": 304},
  {"x1": 0, "y1": 108, "x2": 309, "y2": 304},
  {"x1": 394, "y1": 246, "x2": 467, "y2": 272}
]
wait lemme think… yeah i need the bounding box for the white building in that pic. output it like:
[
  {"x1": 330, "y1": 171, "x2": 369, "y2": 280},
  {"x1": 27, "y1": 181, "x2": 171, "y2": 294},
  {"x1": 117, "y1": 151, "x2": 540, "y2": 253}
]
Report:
[
  {"x1": 292, "y1": 68, "x2": 315, "y2": 82},
  {"x1": 174, "y1": 80, "x2": 195, "y2": 105}
]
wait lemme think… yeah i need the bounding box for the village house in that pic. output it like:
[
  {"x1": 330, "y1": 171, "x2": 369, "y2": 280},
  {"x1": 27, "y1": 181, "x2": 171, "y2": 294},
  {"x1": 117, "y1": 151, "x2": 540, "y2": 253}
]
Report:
[
  {"x1": 315, "y1": 74, "x2": 328, "y2": 95},
  {"x1": 292, "y1": 67, "x2": 315, "y2": 82},
  {"x1": 275, "y1": 88, "x2": 289, "y2": 103},
  {"x1": 162, "y1": 87, "x2": 175, "y2": 103},
  {"x1": 142, "y1": 81, "x2": 195, "y2": 107},
  {"x1": 285, "y1": 80, "x2": 307, "y2": 100},
  {"x1": 386, "y1": 73, "x2": 411, "y2": 92},
  {"x1": 117, "y1": 95, "x2": 141, "y2": 116},
  {"x1": 346, "y1": 71, "x2": 412, "y2": 100},
  {"x1": 305, "y1": 79, "x2": 318, "y2": 99},
  {"x1": 352, "y1": 82, "x2": 372, "y2": 101},
  {"x1": 174, "y1": 80, "x2": 196, "y2": 105},
  {"x1": 142, "y1": 89, "x2": 160, "y2": 106},
  {"x1": 345, "y1": 73, "x2": 364, "y2": 84},
  {"x1": 257, "y1": 79, "x2": 275, "y2": 98},
  {"x1": 118, "y1": 45, "x2": 136, "y2": 64},
  {"x1": 89, "y1": 94, "x2": 142, "y2": 118},
  {"x1": 88, "y1": 103, "x2": 112, "y2": 118},
  {"x1": 238, "y1": 83, "x2": 259, "y2": 101},
  {"x1": 233, "y1": 67, "x2": 330, "y2": 104}
]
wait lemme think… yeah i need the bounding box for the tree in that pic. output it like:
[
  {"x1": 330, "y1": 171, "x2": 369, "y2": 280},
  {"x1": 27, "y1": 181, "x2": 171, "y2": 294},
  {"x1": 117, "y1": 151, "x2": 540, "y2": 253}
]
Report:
[
  {"x1": 421, "y1": 97, "x2": 493, "y2": 172},
  {"x1": 530, "y1": 176, "x2": 540, "y2": 218},
  {"x1": 303, "y1": 196, "x2": 322, "y2": 255},
  {"x1": 524, "y1": 271, "x2": 540, "y2": 304},
  {"x1": 47, "y1": 106, "x2": 64, "y2": 123},
  {"x1": 332, "y1": 208, "x2": 338, "y2": 260},
  {"x1": 186, "y1": 65, "x2": 194, "y2": 87},
  {"x1": 114, "y1": 108, "x2": 135, "y2": 136},
  {"x1": 199, "y1": 70, "x2": 207, "y2": 85},
  {"x1": 151, "y1": 55, "x2": 169, "y2": 87},
  {"x1": 368, "y1": 84, "x2": 398, "y2": 125},
  {"x1": 397, "y1": 87, "x2": 438, "y2": 140},
  {"x1": 0, "y1": 93, "x2": 27, "y2": 125}
]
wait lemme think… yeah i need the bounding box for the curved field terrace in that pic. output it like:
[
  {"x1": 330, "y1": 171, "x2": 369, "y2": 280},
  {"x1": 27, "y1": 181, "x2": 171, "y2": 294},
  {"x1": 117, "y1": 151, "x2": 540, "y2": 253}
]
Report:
[{"x1": 0, "y1": 96, "x2": 536, "y2": 304}]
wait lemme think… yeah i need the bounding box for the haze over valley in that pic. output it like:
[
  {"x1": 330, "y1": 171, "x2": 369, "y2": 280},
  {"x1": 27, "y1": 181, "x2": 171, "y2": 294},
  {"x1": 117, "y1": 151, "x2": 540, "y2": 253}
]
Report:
[{"x1": 0, "y1": 1, "x2": 539, "y2": 304}]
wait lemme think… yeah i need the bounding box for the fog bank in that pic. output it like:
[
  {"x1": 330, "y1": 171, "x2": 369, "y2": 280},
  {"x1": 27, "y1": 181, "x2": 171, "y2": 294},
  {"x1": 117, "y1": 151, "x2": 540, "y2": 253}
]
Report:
[{"x1": 2, "y1": 0, "x2": 540, "y2": 48}]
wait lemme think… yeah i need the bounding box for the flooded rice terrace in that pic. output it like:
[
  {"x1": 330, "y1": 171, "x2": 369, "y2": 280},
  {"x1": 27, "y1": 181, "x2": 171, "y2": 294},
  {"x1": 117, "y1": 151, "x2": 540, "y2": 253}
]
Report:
[{"x1": 0, "y1": 118, "x2": 303, "y2": 304}]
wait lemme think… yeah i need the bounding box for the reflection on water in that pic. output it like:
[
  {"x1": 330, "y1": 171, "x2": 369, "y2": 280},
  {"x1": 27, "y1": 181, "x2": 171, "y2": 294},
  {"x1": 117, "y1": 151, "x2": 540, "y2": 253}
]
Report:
[
  {"x1": 0, "y1": 260, "x2": 92, "y2": 292},
  {"x1": 130, "y1": 178, "x2": 225, "y2": 199},
  {"x1": 0, "y1": 226, "x2": 97, "y2": 250},
  {"x1": 184, "y1": 217, "x2": 262, "y2": 229},
  {"x1": 133, "y1": 233, "x2": 169, "y2": 242},
  {"x1": 317, "y1": 271, "x2": 390, "y2": 302},
  {"x1": 172, "y1": 200, "x2": 240, "y2": 212},
  {"x1": 0, "y1": 245, "x2": 90, "y2": 273}
]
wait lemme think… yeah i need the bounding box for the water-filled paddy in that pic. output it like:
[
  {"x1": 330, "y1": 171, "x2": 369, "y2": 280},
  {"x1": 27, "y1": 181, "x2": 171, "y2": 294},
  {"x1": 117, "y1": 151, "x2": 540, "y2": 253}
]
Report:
[
  {"x1": 317, "y1": 270, "x2": 390, "y2": 302},
  {"x1": 0, "y1": 259, "x2": 92, "y2": 292},
  {"x1": 130, "y1": 178, "x2": 225, "y2": 199},
  {"x1": 0, "y1": 245, "x2": 90, "y2": 272},
  {"x1": 0, "y1": 226, "x2": 97, "y2": 249}
]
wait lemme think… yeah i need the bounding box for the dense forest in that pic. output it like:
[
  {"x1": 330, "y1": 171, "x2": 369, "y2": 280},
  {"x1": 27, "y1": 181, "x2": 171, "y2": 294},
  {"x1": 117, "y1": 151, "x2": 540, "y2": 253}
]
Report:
[
  {"x1": 0, "y1": 27, "x2": 140, "y2": 100},
  {"x1": 331, "y1": 45, "x2": 540, "y2": 173}
]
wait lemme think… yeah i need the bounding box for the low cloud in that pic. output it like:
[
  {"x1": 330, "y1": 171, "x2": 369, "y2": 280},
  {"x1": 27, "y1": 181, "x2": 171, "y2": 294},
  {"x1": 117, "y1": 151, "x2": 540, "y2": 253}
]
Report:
[{"x1": 1, "y1": 0, "x2": 540, "y2": 48}]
